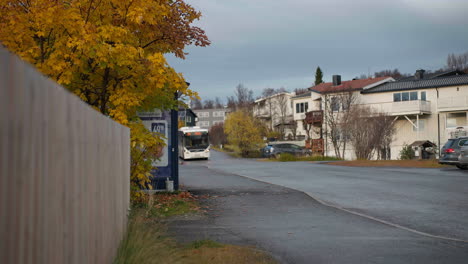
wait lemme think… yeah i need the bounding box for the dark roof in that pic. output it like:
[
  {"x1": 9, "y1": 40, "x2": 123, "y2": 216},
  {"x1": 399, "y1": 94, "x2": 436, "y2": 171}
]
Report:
[
  {"x1": 397, "y1": 69, "x2": 464, "y2": 82},
  {"x1": 362, "y1": 74, "x2": 468, "y2": 94},
  {"x1": 409, "y1": 140, "x2": 436, "y2": 147},
  {"x1": 179, "y1": 108, "x2": 198, "y2": 117},
  {"x1": 309, "y1": 76, "x2": 390, "y2": 94},
  {"x1": 291, "y1": 91, "x2": 312, "y2": 99}
]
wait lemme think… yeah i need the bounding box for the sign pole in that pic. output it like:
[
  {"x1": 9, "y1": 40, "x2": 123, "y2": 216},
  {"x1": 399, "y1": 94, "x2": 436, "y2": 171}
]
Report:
[{"x1": 171, "y1": 92, "x2": 179, "y2": 190}]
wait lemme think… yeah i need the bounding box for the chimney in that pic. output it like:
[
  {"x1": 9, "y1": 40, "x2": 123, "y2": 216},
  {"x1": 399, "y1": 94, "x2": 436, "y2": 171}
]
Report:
[
  {"x1": 332, "y1": 75, "x2": 341, "y2": 86},
  {"x1": 415, "y1": 69, "x2": 425, "y2": 80}
]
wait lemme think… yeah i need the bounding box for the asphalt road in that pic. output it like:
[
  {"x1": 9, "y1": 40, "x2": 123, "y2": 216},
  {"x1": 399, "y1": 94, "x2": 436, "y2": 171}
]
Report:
[{"x1": 170, "y1": 151, "x2": 468, "y2": 263}]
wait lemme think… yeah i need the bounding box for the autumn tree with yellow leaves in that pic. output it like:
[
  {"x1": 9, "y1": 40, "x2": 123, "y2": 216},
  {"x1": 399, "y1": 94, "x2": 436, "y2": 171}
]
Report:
[
  {"x1": 224, "y1": 110, "x2": 264, "y2": 157},
  {"x1": 0, "y1": 0, "x2": 209, "y2": 200}
]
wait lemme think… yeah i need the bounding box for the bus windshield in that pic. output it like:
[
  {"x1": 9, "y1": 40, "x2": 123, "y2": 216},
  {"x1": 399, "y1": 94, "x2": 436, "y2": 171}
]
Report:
[{"x1": 184, "y1": 132, "x2": 209, "y2": 150}]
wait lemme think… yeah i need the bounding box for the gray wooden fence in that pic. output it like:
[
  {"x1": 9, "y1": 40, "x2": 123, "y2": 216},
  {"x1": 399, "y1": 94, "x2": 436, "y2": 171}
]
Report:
[{"x1": 0, "y1": 47, "x2": 130, "y2": 263}]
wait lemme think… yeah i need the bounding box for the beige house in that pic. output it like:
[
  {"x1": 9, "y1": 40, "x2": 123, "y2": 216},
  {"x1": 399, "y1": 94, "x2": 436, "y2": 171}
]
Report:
[
  {"x1": 253, "y1": 92, "x2": 295, "y2": 139},
  {"x1": 291, "y1": 75, "x2": 394, "y2": 158},
  {"x1": 361, "y1": 69, "x2": 468, "y2": 159}
]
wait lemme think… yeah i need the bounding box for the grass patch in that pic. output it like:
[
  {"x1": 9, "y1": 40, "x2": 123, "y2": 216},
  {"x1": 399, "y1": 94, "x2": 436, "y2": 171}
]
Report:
[
  {"x1": 188, "y1": 239, "x2": 223, "y2": 249},
  {"x1": 261, "y1": 153, "x2": 342, "y2": 162},
  {"x1": 144, "y1": 191, "x2": 199, "y2": 218},
  {"x1": 115, "y1": 193, "x2": 277, "y2": 264},
  {"x1": 213, "y1": 144, "x2": 262, "y2": 158},
  {"x1": 327, "y1": 159, "x2": 450, "y2": 168}
]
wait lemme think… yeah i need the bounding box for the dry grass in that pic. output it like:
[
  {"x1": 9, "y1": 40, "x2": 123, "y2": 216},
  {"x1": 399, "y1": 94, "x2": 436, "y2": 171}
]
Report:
[
  {"x1": 115, "y1": 194, "x2": 277, "y2": 264},
  {"x1": 327, "y1": 159, "x2": 449, "y2": 168},
  {"x1": 183, "y1": 244, "x2": 276, "y2": 264}
]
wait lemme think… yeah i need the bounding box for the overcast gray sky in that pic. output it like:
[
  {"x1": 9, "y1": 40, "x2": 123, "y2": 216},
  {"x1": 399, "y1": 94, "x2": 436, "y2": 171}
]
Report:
[{"x1": 166, "y1": 0, "x2": 468, "y2": 101}]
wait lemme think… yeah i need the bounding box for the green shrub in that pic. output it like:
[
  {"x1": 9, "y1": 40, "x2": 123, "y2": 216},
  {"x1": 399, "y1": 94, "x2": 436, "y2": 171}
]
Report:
[
  {"x1": 242, "y1": 150, "x2": 262, "y2": 158},
  {"x1": 278, "y1": 153, "x2": 296, "y2": 162},
  {"x1": 399, "y1": 144, "x2": 415, "y2": 160}
]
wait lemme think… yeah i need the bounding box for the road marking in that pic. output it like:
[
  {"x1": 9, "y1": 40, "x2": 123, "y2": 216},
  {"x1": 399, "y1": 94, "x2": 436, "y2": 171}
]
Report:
[{"x1": 205, "y1": 165, "x2": 468, "y2": 244}]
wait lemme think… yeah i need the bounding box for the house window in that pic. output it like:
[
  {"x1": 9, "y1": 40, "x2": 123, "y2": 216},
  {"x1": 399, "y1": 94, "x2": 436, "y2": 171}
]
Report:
[
  {"x1": 331, "y1": 97, "x2": 340, "y2": 112},
  {"x1": 198, "y1": 121, "x2": 210, "y2": 127},
  {"x1": 412, "y1": 119, "x2": 425, "y2": 132},
  {"x1": 402, "y1": 92, "x2": 410, "y2": 101},
  {"x1": 446, "y1": 112, "x2": 467, "y2": 128},
  {"x1": 394, "y1": 92, "x2": 420, "y2": 102},
  {"x1": 213, "y1": 111, "x2": 224, "y2": 117},
  {"x1": 342, "y1": 100, "x2": 349, "y2": 111},
  {"x1": 296, "y1": 102, "x2": 308, "y2": 113},
  {"x1": 421, "y1": 91, "x2": 426, "y2": 101}
]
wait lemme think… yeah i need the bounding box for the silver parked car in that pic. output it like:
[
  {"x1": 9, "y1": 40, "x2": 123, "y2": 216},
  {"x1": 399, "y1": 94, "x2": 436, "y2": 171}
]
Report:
[{"x1": 458, "y1": 142, "x2": 468, "y2": 170}]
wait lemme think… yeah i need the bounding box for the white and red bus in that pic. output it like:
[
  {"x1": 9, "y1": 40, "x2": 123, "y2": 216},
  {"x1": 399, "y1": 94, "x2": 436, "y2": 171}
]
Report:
[{"x1": 178, "y1": 127, "x2": 210, "y2": 160}]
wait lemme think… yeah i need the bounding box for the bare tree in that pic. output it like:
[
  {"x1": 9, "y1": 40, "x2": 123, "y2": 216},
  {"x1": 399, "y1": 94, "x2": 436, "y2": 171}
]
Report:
[
  {"x1": 234, "y1": 83, "x2": 254, "y2": 110},
  {"x1": 294, "y1": 88, "x2": 308, "y2": 95},
  {"x1": 347, "y1": 106, "x2": 396, "y2": 160},
  {"x1": 260, "y1": 88, "x2": 276, "y2": 130},
  {"x1": 214, "y1": 97, "x2": 223, "y2": 108},
  {"x1": 209, "y1": 123, "x2": 227, "y2": 146},
  {"x1": 203, "y1": 99, "x2": 214, "y2": 109},
  {"x1": 290, "y1": 120, "x2": 298, "y2": 140},
  {"x1": 302, "y1": 119, "x2": 313, "y2": 141},
  {"x1": 322, "y1": 88, "x2": 358, "y2": 159},
  {"x1": 447, "y1": 52, "x2": 468, "y2": 71},
  {"x1": 373, "y1": 113, "x2": 396, "y2": 160},
  {"x1": 273, "y1": 92, "x2": 290, "y2": 139},
  {"x1": 191, "y1": 98, "x2": 203, "y2": 109},
  {"x1": 226, "y1": 95, "x2": 236, "y2": 109},
  {"x1": 373, "y1": 69, "x2": 406, "y2": 79}
]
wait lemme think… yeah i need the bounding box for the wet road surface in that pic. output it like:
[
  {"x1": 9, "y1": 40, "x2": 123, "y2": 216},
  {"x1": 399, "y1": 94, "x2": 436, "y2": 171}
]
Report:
[{"x1": 169, "y1": 151, "x2": 468, "y2": 263}]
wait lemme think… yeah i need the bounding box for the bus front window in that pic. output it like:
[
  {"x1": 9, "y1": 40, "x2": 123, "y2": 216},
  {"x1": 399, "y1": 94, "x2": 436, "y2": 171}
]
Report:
[{"x1": 184, "y1": 133, "x2": 209, "y2": 150}]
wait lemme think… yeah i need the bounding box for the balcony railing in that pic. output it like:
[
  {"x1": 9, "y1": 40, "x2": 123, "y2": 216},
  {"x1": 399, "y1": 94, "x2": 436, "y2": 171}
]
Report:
[
  {"x1": 306, "y1": 138, "x2": 324, "y2": 153},
  {"x1": 390, "y1": 100, "x2": 431, "y2": 115},
  {"x1": 438, "y1": 96, "x2": 468, "y2": 112},
  {"x1": 305, "y1": 110, "x2": 323, "y2": 125}
]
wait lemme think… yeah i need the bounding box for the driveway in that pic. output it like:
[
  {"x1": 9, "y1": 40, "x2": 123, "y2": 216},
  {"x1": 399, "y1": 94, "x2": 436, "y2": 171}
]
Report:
[{"x1": 170, "y1": 152, "x2": 468, "y2": 263}]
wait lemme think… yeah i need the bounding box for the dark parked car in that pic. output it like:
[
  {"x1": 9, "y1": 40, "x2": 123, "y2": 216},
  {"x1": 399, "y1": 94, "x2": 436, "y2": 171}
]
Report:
[
  {"x1": 457, "y1": 142, "x2": 468, "y2": 170},
  {"x1": 439, "y1": 137, "x2": 468, "y2": 169},
  {"x1": 261, "y1": 143, "x2": 311, "y2": 158}
]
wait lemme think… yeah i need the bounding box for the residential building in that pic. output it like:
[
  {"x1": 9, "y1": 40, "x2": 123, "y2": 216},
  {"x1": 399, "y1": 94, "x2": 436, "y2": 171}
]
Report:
[
  {"x1": 253, "y1": 92, "x2": 295, "y2": 139},
  {"x1": 291, "y1": 75, "x2": 394, "y2": 157},
  {"x1": 361, "y1": 69, "x2": 468, "y2": 159},
  {"x1": 178, "y1": 108, "x2": 197, "y2": 127},
  {"x1": 193, "y1": 108, "x2": 231, "y2": 129}
]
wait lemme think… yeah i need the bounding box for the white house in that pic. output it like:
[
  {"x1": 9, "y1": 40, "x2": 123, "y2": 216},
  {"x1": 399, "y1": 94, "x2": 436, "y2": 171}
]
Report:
[
  {"x1": 253, "y1": 92, "x2": 295, "y2": 139},
  {"x1": 361, "y1": 69, "x2": 468, "y2": 159}
]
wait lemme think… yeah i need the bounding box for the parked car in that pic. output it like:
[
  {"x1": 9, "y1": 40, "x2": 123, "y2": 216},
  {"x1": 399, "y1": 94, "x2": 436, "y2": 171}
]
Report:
[
  {"x1": 457, "y1": 142, "x2": 468, "y2": 170},
  {"x1": 260, "y1": 145, "x2": 274, "y2": 158},
  {"x1": 439, "y1": 137, "x2": 468, "y2": 169},
  {"x1": 261, "y1": 143, "x2": 311, "y2": 158}
]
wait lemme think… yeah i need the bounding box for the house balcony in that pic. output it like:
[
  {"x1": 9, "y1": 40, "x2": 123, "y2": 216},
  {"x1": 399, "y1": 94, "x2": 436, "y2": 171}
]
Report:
[
  {"x1": 390, "y1": 100, "x2": 431, "y2": 116},
  {"x1": 438, "y1": 96, "x2": 468, "y2": 112},
  {"x1": 306, "y1": 138, "x2": 324, "y2": 153},
  {"x1": 305, "y1": 110, "x2": 323, "y2": 125}
]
